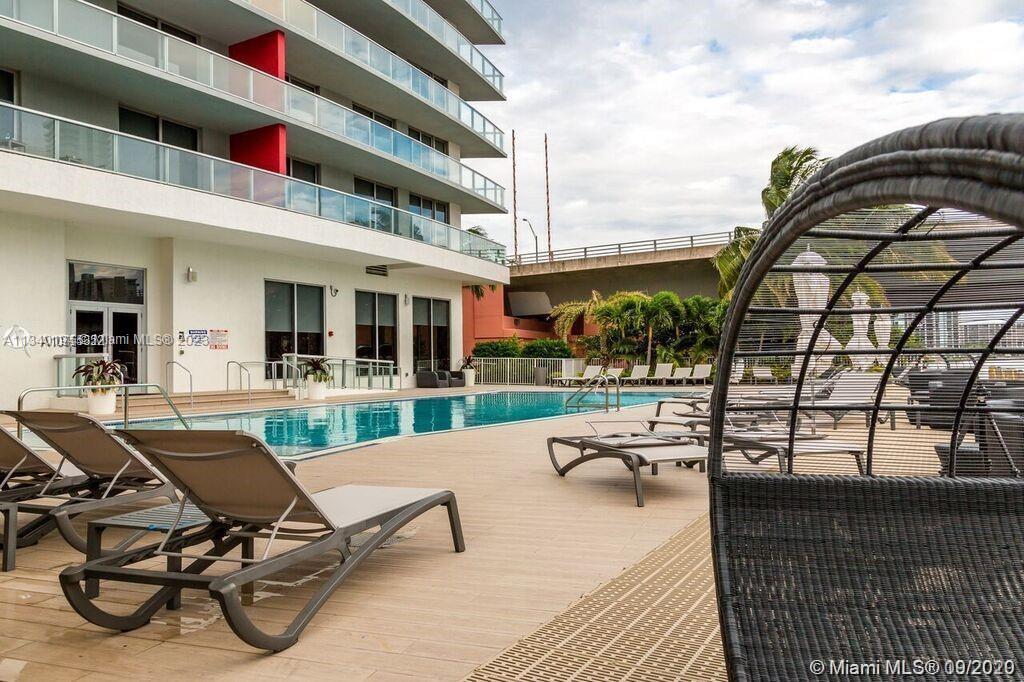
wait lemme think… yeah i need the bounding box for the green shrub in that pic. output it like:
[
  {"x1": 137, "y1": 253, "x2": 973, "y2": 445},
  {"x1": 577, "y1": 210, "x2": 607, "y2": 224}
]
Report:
[
  {"x1": 521, "y1": 339, "x2": 574, "y2": 359},
  {"x1": 472, "y1": 338, "x2": 522, "y2": 358}
]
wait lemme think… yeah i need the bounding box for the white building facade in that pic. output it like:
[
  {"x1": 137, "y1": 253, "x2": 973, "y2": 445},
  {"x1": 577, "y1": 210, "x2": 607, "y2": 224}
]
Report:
[{"x1": 0, "y1": 0, "x2": 509, "y2": 405}]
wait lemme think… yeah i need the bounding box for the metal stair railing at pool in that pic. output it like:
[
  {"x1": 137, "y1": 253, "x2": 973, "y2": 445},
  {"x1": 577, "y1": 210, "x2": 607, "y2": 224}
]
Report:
[{"x1": 565, "y1": 375, "x2": 621, "y2": 413}]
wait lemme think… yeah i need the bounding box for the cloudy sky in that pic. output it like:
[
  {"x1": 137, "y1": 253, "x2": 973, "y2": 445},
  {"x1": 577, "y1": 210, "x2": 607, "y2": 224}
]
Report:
[{"x1": 466, "y1": 0, "x2": 1024, "y2": 255}]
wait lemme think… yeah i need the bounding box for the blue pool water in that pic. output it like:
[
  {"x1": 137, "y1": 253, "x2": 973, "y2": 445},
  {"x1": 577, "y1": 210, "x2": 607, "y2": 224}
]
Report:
[{"x1": 130, "y1": 391, "x2": 670, "y2": 457}]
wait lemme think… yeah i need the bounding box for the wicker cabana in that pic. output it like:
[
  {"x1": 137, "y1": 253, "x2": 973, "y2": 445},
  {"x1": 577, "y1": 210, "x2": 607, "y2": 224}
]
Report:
[{"x1": 710, "y1": 116, "x2": 1024, "y2": 680}]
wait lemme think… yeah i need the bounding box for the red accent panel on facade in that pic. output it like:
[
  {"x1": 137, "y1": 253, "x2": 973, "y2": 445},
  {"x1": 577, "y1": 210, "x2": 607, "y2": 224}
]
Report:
[
  {"x1": 230, "y1": 124, "x2": 287, "y2": 174},
  {"x1": 228, "y1": 31, "x2": 286, "y2": 79},
  {"x1": 462, "y1": 286, "x2": 557, "y2": 353}
]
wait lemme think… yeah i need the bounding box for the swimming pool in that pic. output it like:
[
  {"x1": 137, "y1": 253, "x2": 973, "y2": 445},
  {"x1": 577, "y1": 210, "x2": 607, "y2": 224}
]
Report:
[{"x1": 129, "y1": 390, "x2": 671, "y2": 457}]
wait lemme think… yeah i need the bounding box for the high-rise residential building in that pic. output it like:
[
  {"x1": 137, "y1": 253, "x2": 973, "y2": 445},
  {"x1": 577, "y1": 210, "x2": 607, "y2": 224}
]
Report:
[{"x1": 0, "y1": 0, "x2": 508, "y2": 402}]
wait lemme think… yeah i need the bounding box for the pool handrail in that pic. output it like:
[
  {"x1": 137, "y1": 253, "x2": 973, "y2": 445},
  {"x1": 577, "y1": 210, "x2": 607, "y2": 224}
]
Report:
[{"x1": 15, "y1": 383, "x2": 191, "y2": 439}]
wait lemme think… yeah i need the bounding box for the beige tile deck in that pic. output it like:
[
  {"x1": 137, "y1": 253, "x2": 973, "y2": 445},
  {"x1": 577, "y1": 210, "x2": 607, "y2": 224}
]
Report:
[{"x1": 0, "y1": 397, "x2": 713, "y2": 681}]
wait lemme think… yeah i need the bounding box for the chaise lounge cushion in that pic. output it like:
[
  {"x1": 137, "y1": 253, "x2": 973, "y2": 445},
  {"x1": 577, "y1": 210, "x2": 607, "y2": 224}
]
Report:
[{"x1": 311, "y1": 484, "x2": 448, "y2": 534}]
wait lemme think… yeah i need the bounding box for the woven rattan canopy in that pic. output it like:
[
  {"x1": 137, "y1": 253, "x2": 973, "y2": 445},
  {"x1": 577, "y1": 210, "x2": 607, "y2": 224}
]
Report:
[{"x1": 708, "y1": 115, "x2": 1024, "y2": 680}]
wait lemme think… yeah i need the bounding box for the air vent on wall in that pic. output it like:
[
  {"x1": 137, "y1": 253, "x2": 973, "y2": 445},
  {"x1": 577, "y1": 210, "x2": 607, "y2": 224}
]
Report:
[{"x1": 366, "y1": 265, "x2": 389, "y2": 277}]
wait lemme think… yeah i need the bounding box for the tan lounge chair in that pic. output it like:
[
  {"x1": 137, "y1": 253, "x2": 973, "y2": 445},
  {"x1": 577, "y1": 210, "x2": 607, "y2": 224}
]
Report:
[
  {"x1": 650, "y1": 364, "x2": 674, "y2": 385},
  {"x1": 620, "y1": 364, "x2": 651, "y2": 385},
  {"x1": 553, "y1": 364, "x2": 603, "y2": 387},
  {"x1": 61, "y1": 429, "x2": 465, "y2": 652},
  {"x1": 1, "y1": 411, "x2": 176, "y2": 564}
]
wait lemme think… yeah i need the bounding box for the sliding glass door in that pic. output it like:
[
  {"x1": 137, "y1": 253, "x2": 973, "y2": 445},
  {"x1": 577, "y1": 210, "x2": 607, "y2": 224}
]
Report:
[
  {"x1": 265, "y1": 281, "x2": 324, "y2": 377},
  {"x1": 355, "y1": 291, "x2": 397, "y2": 362},
  {"x1": 413, "y1": 297, "x2": 451, "y2": 372}
]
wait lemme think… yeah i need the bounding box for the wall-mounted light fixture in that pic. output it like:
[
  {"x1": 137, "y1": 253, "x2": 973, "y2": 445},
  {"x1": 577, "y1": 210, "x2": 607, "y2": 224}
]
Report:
[
  {"x1": 329, "y1": 286, "x2": 339, "y2": 297},
  {"x1": 404, "y1": 294, "x2": 410, "y2": 306},
  {"x1": 185, "y1": 267, "x2": 198, "y2": 283}
]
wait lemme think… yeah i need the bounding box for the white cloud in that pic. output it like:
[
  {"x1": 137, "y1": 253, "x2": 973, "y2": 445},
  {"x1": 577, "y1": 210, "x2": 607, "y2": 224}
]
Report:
[{"x1": 464, "y1": 0, "x2": 1024, "y2": 255}]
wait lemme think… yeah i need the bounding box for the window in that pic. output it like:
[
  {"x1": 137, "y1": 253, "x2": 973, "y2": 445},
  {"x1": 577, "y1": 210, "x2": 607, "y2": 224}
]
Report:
[
  {"x1": 411, "y1": 62, "x2": 448, "y2": 88},
  {"x1": 409, "y1": 194, "x2": 450, "y2": 224},
  {"x1": 288, "y1": 157, "x2": 320, "y2": 184},
  {"x1": 0, "y1": 69, "x2": 15, "y2": 144},
  {"x1": 265, "y1": 281, "x2": 325, "y2": 375},
  {"x1": 68, "y1": 262, "x2": 145, "y2": 305},
  {"x1": 352, "y1": 103, "x2": 395, "y2": 129},
  {"x1": 0, "y1": 69, "x2": 14, "y2": 104},
  {"x1": 354, "y1": 178, "x2": 396, "y2": 207},
  {"x1": 413, "y1": 297, "x2": 451, "y2": 372},
  {"x1": 408, "y1": 128, "x2": 449, "y2": 155},
  {"x1": 118, "y1": 107, "x2": 199, "y2": 151},
  {"x1": 286, "y1": 75, "x2": 319, "y2": 94},
  {"x1": 356, "y1": 292, "x2": 398, "y2": 362},
  {"x1": 117, "y1": 4, "x2": 199, "y2": 43}
]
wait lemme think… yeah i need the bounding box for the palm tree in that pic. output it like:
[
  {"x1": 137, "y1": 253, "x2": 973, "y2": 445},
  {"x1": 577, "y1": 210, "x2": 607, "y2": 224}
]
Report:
[
  {"x1": 466, "y1": 226, "x2": 498, "y2": 301},
  {"x1": 607, "y1": 291, "x2": 684, "y2": 366},
  {"x1": 549, "y1": 290, "x2": 606, "y2": 341},
  {"x1": 761, "y1": 146, "x2": 828, "y2": 220},
  {"x1": 711, "y1": 226, "x2": 761, "y2": 301}
]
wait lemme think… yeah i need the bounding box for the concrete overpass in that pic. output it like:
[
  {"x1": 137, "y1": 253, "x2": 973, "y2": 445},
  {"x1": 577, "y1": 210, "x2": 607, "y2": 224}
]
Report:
[{"x1": 509, "y1": 232, "x2": 732, "y2": 306}]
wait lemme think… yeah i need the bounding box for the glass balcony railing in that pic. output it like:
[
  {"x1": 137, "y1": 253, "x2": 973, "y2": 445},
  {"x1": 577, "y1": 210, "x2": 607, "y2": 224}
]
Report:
[
  {"x1": 0, "y1": 0, "x2": 506, "y2": 207},
  {"x1": 234, "y1": 0, "x2": 504, "y2": 151},
  {"x1": 467, "y1": 0, "x2": 503, "y2": 38},
  {"x1": 0, "y1": 103, "x2": 508, "y2": 263},
  {"x1": 383, "y1": 0, "x2": 505, "y2": 94}
]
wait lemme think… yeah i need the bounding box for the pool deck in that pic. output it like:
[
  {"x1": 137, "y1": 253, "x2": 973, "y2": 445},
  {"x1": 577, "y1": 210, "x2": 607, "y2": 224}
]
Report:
[{"x1": 0, "y1": 391, "x2": 719, "y2": 680}]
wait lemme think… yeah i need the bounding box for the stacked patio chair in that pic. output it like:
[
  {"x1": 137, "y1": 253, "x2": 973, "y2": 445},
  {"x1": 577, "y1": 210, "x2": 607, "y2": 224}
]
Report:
[{"x1": 707, "y1": 114, "x2": 1024, "y2": 680}]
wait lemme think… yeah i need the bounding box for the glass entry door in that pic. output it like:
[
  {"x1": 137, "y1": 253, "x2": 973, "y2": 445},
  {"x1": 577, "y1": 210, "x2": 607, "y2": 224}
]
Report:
[{"x1": 70, "y1": 304, "x2": 144, "y2": 384}]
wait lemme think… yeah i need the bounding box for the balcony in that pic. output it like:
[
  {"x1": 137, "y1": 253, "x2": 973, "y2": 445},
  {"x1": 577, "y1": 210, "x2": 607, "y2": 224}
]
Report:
[
  {"x1": 423, "y1": 0, "x2": 504, "y2": 45},
  {"x1": 0, "y1": 103, "x2": 507, "y2": 263},
  {"x1": 0, "y1": 0, "x2": 506, "y2": 211},
  {"x1": 231, "y1": 0, "x2": 504, "y2": 153},
  {"x1": 118, "y1": 0, "x2": 504, "y2": 156},
  {"x1": 312, "y1": 0, "x2": 505, "y2": 101}
]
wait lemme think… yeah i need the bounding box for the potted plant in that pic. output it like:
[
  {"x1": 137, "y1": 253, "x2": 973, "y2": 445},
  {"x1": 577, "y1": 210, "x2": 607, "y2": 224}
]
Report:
[
  {"x1": 303, "y1": 358, "x2": 332, "y2": 401},
  {"x1": 73, "y1": 360, "x2": 125, "y2": 416},
  {"x1": 460, "y1": 356, "x2": 477, "y2": 387}
]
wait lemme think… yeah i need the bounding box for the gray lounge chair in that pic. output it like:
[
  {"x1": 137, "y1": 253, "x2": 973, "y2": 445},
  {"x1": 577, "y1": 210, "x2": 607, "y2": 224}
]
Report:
[
  {"x1": 0, "y1": 427, "x2": 90, "y2": 502},
  {"x1": 548, "y1": 423, "x2": 707, "y2": 506},
  {"x1": 61, "y1": 429, "x2": 465, "y2": 652},
  {"x1": 1, "y1": 411, "x2": 176, "y2": 562}
]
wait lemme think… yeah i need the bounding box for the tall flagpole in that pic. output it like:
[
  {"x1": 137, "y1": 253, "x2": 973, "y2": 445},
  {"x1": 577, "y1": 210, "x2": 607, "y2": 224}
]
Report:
[
  {"x1": 511, "y1": 129, "x2": 519, "y2": 259},
  {"x1": 544, "y1": 133, "x2": 552, "y2": 261}
]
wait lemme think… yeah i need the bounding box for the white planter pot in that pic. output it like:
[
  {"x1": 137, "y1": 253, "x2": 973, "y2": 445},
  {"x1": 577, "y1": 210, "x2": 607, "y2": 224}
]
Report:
[
  {"x1": 462, "y1": 368, "x2": 476, "y2": 387},
  {"x1": 307, "y1": 381, "x2": 328, "y2": 401},
  {"x1": 85, "y1": 387, "x2": 117, "y2": 416}
]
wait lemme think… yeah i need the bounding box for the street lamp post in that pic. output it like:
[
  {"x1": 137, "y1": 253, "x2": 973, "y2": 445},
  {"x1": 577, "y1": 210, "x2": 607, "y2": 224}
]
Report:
[{"x1": 521, "y1": 218, "x2": 539, "y2": 264}]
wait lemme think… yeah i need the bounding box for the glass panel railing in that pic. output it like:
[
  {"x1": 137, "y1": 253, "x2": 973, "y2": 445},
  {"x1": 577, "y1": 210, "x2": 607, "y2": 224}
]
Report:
[
  {"x1": 382, "y1": 0, "x2": 505, "y2": 94},
  {"x1": 0, "y1": 103, "x2": 508, "y2": 263},
  {"x1": 1, "y1": 0, "x2": 506, "y2": 205},
  {"x1": 231, "y1": 0, "x2": 503, "y2": 151},
  {"x1": 469, "y1": 0, "x2": 503, "y2": 38}
]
